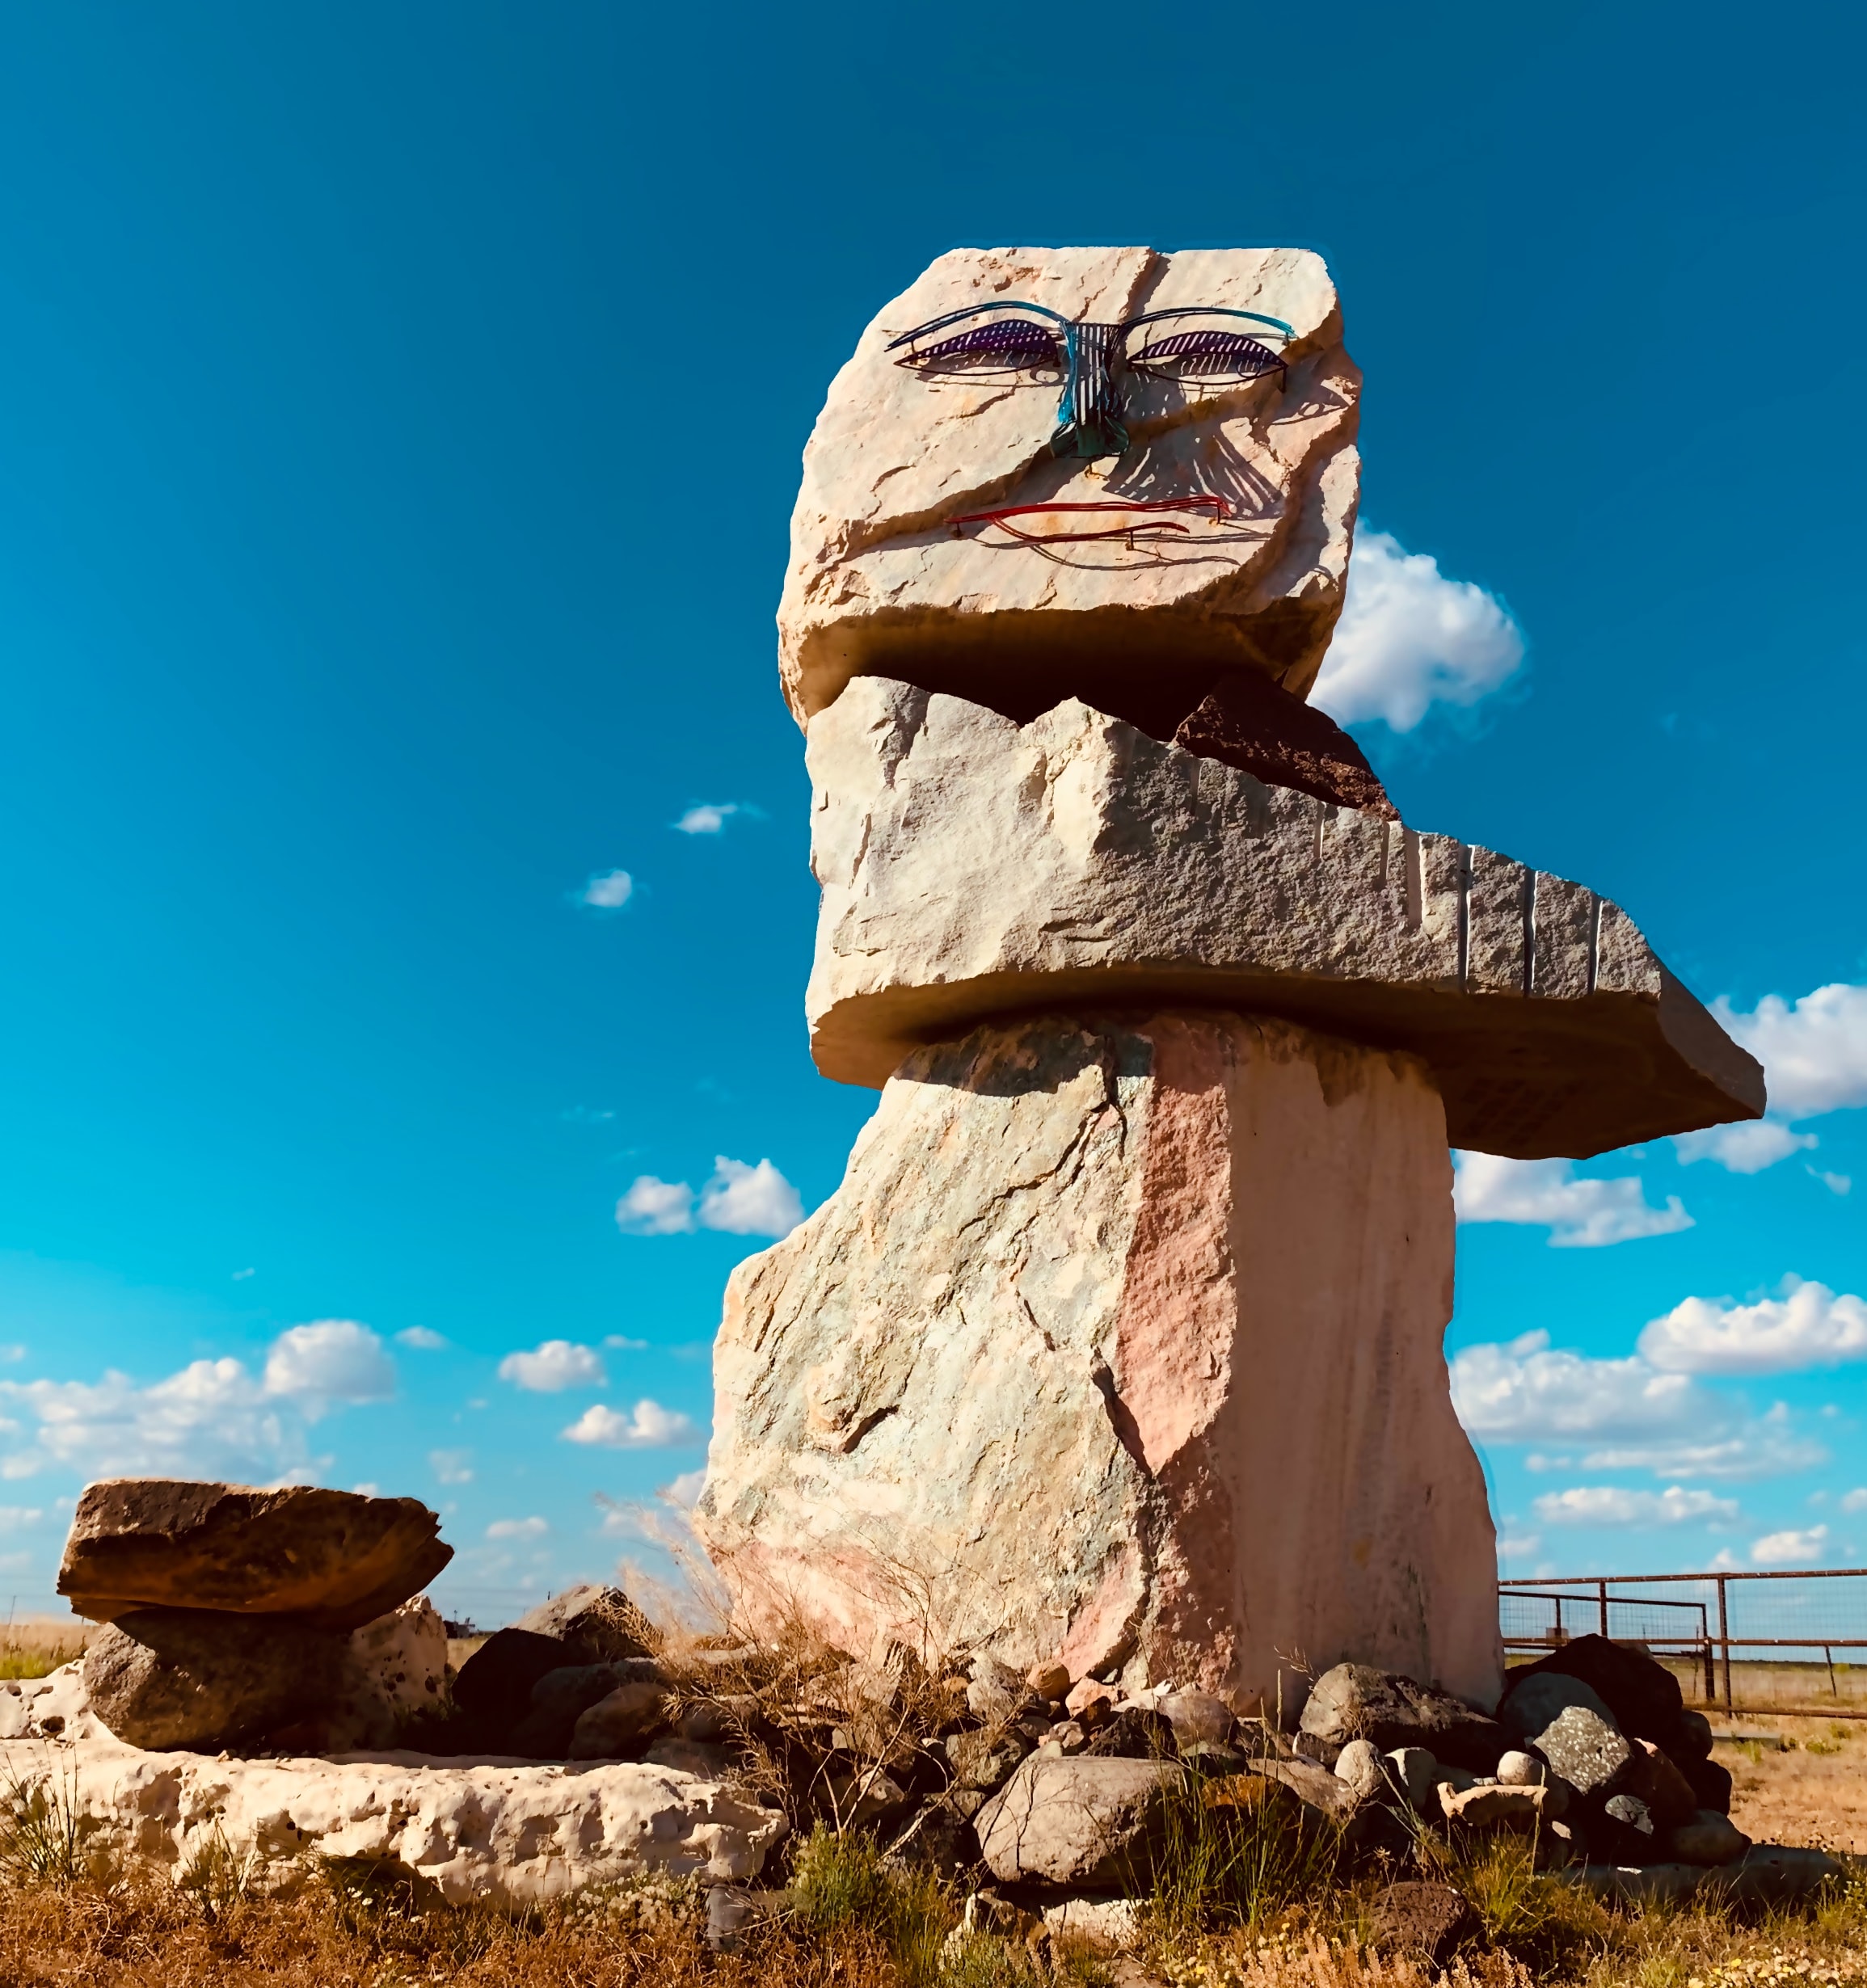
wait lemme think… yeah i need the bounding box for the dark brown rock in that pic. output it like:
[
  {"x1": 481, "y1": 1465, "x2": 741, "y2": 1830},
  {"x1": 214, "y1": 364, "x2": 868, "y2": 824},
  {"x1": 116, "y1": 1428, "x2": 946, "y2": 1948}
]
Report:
[
  {"x1": 1084, "y1": 1705, "x2": 1180, "y2": 1761},
  {"x1": 512, "y1": 1584, "x2": 655, "y2": 1664},
  {"x1": 1502, "y1": 1635, "x2": 1683, "y2": 1746},
  {"x1": 84, "y1": 1607, "x2": 346, "y2": 1750},
  {"x1": 1173, "y1": 669, "x2": 1398, "y2": 819},
  {"x1": 1679, "y1": 1750, "x2": 1733, "y2": 1814},
  {"x1": 1298, "y1": 1664, "x2": 1504, "y2": 1771},
  {"x1": 508, "y1": 1659, "x2": 664, "y2": 1758},
  {"x1": 453, "y1": 1628, "x2": 582, "y2": 1738},
  {"x1": 1369, "y1": 1881, "x2": 1473, "y2": 1966},
  {"x1": 58, "y1": 1480, "x2": 451, "y2": 1632},
  {"x1": 1633, "y1": 1739, "x2": 1699, "y2": 1830}
]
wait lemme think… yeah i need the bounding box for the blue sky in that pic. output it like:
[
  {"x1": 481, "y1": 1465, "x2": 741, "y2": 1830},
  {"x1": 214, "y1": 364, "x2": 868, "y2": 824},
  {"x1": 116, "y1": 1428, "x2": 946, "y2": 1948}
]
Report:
[{"x1": 0, "y1": 3, "x2": 1862, "y2": 1624}]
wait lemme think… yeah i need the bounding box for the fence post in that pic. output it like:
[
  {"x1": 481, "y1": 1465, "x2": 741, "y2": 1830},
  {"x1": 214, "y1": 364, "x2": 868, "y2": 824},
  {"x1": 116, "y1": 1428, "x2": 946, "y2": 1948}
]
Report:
[
  {"x1": 1701, "y1": 1602, "x2": 1714, "y2": 1705},
  {"x1": 1598, "y1": 1578, "x2": 1609, "y2": 1638},
  {"x1": 1717, "y1": 1575, "x2": 1732, "y2": 1714}
]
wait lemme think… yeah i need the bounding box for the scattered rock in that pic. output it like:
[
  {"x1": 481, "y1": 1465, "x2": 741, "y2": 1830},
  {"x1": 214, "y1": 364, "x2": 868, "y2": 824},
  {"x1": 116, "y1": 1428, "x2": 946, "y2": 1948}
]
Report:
[
  {"x1": 1716, "y1": 1844, "x2": 1842, "y2": 1904},
  {"x1": 1670, "y1": 1708, "x2": 1714, "y2": 1760},
  {"x1": 1039, "y1": 1721, "x2": 1089, "y2": 1758},
  {"x1": 568, "y1": 1681, "x2": 671, "y2": 1760},
  {"x1": 706, "y1": 1885, "x2": 758, "y2": 1954},
  {"x1": 1667, "y1": 1810, "x2": 1750, "y2": 1866},
  {"x1": 1157, "y1": 1690, "x2": 1233, "y2": 1747},
  {"x1": 1384, "y1": 1746, "x2": 1441, "y2": 1811},
  {"x1": 509, "y1": 1660, "x2": 664, "y2": 1759},
  {"x1": 512, "y1": 1585, "x2": 655, "y2": 1664},
  {"x1": 967, "y1": 1653, "x2": 1035, "y2": 1723},
  {"x1": 1084, "y1": 1706, "x2": 1178, "y2": 1761},
  {"x1": 1174, "y1": 669, "x2": 1398, "y2": 819},
  {"x1": 1632, "y1": 1738, "x2": 1698, "y2": 1830},
  {"x1": 1495, "y1": 1749, "x2": 1546, "y2": 1786},
  {"x1": 1502, "y1": 1635, "x2": 1682, "y2": 1746},
  {"x1": 84, "y1": 1607, "x2": 346, "y2": 1751},
  {"x1": 1299, "y1": 1664, "x2": 1504, "y2": 1770},
  {"x1": 948, "y1": 1727, "x2": 1034, "y2": 1792},
  {"x1": 1439, "y1": 1783, "x2": 1565, "y2": 1828},
  {"x1": 1598, "y1": 1793, "x2": 1660, "y2": 1862},
  {"x1": 1252, "y1": 1757, "x2": 1359, "y2": 1822},
  {"x1": 887, "y1": 1795, "x2": 980, "y2": 1878},
  {"x1": 976, "y1": 1755, "x2": 1186, "y2": 1888},
  {"x1": 1575, "y1": 1861, "x2": 1706, "y2": 1906},
  {"x1": 645, "y1": 1737, "x2": 737, "y2": 1779},
  {"x1": 1368, "y1": 1881, "x2": 1473, "y2": 1966},
  {"x1": 453, "y1": 1628, "x2": 583, "y2": 1738},
  {"x1": 1026, "y1": 1661, "x2": 1072, "y2": 1701},
  {"x1": 327, "y1": 1597, "x2": 447, "y2": 1750},
  {"x1": 1514, "y1": 1703, "x2": 1633, "y2": 1799},
  {"x1": 0, "y1": 1735, "x2": 785, "y2": 1903},
  {"x1": 1679, "y1": 1750, "x2": 1734, "y2": 1815},
  {"x1": 824, "y1": 1768, "x2": 910, "y2": 1826},
  {"x1": 1042, "y1": 1896, "x2": 1143, "y2": 1953},
  {"x1": 1066, "y1": 1680, "x2": 1118, "y2": 1728},
  {"x1": 1334, "y1": 1739, "x2": 1384, "y2": 1802},
  {"x1": 1497, "y1": 1670, "x2": 1617, "y2": 1743}
]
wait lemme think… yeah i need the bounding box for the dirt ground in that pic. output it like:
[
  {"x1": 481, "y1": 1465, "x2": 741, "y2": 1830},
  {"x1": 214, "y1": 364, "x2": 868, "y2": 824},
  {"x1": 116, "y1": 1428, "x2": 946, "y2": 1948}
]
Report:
[{"x1": 1720, "y1": 1713, "x2": 1867, "y2": 1854}]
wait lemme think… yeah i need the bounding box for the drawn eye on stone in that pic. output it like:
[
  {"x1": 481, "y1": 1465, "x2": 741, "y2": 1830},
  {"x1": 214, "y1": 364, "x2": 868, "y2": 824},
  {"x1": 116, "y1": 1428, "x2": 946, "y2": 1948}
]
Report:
[
  {"x1": 887, "y1": 303, "x2": 1068, "y2": 383},
  {"x1": 1123, "y1": 308, "x2": 1291, "y2": 387}
]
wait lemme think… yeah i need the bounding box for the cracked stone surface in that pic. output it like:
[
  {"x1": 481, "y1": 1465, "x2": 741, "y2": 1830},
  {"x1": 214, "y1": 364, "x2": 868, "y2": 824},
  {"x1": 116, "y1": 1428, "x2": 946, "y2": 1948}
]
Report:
[
  {"x1": 802, "y1": 679, "x2": 1764, "y2": 1160},
  {"x1": 777, "y1": 246, "x2": 1360, "y2": 735},
  {"x1": 693, "y1": 1009, "x2": 1500, "y2": 1715},
  {"x1": 0, "y1": 1732, "x2": 786, "y2": 1905}
]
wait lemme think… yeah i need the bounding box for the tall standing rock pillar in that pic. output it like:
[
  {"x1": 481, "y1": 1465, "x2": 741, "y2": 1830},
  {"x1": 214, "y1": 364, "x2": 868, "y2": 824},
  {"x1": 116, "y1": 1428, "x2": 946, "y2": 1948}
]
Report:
[{"x1": 694, "y1": 247, "x2": 1765, "y2": 1713}]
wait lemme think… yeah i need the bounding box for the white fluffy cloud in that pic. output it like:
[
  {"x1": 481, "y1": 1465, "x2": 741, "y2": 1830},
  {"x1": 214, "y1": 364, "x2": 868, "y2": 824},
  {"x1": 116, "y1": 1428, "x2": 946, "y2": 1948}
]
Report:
[
  {"x1": 561, "y1": 1399, "x2": 701, "y2": 1449},
  {"x1": 1453, "y1": 1154, "x2": 1692, "y2": 1248},
  {"x1": 428, "y1": 1447, "x2": 474, "y2": 1485},
  {"x1": 395, "y1": 1326, "x2": 447, "y2": 1350},
  {"x1": 0, "y1": 1320, "x2": 395, "y2": 1480},
  {"x1": 496, "y1": 1339, "x2": 607, "y2": 1392},
  {"x1": 1840, "y1": 1488, "x2": 1867, "y2": 1514},
  {"x1": 486, "y1": 1516, "x2": 548, "y2": 1539},
  {"x1": 581, "y1": 869, "x2": 634, "y2": 910},
  {"x1": 1309, "y1": 530, "x2": 1524, "y2": 731},
  {"x1": 1450, "y1": 1333, "x2": 1823, "y2": 1480},
  {"x1": 1637, "y1": 1278, "x2": 1867, "y2": 1376},
  {"x1": 615, "y1": 1157, "x2": 804, "y2": 1240},
  {"x1": 1675, "y1": 984, "x2": 1867, "y2": 1172},
  {"x1": 659, "y1": 1468, "x2": 707, "y2": 1510},
  {"x1": 674, "y1": 803, "x2": 740, "y2": 834},
  {"x1": 1532, "y1": 1485, "x2": 1738, "y2": 1526},
  {"x1": 1751, "y1": 1524, "x2": 1828, "y2": 1565},
  {"x1": 263, "y1": 1320, "x2": 395, "y2": 1413}
]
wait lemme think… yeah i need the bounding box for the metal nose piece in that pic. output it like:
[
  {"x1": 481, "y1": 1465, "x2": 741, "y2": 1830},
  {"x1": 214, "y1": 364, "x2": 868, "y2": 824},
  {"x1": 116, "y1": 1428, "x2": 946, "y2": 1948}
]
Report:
[{"x1": 1050, "y1": 322, "x2": 1129, "y2": 460}]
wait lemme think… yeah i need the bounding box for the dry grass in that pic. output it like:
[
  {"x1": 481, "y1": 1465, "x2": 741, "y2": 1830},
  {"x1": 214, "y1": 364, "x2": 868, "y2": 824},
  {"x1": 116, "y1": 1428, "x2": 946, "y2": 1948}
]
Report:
[
  {"x1": 1720, "y1": 1717, "x2": 1867, "y2": 1855},
  {"x1": 0, "y1": 1619, "x2": 90, "y2": 1682}
]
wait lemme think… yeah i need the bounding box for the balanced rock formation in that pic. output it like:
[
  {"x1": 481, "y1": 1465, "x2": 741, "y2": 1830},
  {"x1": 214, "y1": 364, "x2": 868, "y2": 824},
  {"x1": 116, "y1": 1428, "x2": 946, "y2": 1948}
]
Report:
[
  {"x1": 778, "y1": 246, "x2": 1360, "y2": 734},
  {"x1": 699, "y1": 245, "x2": 1764, "y2": 1718},
  {"x1": 59, "y1": 1479, "x2": 451, "y2": 1631},
  {"x1": 701, "y1": 1009, "x2": 1498, "y2": 1710}
]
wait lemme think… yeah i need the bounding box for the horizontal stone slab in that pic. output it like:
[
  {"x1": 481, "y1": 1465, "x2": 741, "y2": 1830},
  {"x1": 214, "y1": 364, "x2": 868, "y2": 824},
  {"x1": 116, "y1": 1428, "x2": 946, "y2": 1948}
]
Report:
[
  {"x1": 0, "y1": 1734, "x2": 786, "y2": 1906},
  {"x1": 803, "y1": 680, "x2": 1764, "y2": 1160}
]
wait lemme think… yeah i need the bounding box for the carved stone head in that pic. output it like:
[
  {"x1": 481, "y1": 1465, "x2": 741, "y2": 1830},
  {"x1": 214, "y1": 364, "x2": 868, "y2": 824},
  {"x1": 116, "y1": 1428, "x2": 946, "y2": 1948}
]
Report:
[{"x1": 778, "y1": 246, "x2": 1361, "y2": 739}]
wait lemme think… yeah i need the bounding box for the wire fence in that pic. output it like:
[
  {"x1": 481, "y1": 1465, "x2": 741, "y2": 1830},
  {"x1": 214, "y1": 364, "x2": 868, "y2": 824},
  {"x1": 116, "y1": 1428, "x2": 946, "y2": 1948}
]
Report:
[{"x1": 1498, "y1": 1567, "x2": 1867, "y2": 1717}]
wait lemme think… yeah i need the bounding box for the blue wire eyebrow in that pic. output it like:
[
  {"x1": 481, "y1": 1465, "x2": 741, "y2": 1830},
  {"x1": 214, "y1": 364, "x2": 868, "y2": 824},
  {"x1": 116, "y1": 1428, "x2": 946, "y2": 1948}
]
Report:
[
  {"x1": 1119, "y1": 305, "x2": 1295, "y2": 339},
  {"x1": 883, "y1": 300, "x2": 1076, "y2": 350}
]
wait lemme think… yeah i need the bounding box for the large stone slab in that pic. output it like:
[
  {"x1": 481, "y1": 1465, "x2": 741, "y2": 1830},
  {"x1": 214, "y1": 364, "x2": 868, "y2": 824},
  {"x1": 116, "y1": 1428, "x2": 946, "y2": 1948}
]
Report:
[
  {"x1": 694, "y1": 1009, "x2": 1501, "y2": 1714},
  {"x1": 803, "y1": 680, "x2": 1764, "y2": 1160},
  {"x1": 58, "y1": 1480, "x2": 452, "y2": 1631},
  {"x1": 0, "y1": 1736, "x2": 786, "y2": 1906},
  {"x1": 778, "y1": 246, "x2": 1360, "y2": 734}
]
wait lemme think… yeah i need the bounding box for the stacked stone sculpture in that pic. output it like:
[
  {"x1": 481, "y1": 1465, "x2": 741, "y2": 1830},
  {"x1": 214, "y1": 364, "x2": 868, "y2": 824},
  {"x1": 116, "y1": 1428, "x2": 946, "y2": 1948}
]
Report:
[{"x1": 694, "y1": 246, "x2": 1765, "y2": 1716}]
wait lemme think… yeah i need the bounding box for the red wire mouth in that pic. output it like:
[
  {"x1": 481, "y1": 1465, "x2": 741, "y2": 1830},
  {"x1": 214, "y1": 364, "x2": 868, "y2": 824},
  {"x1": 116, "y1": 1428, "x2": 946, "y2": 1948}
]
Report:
[{"x1": 947, "y1": 496, "x2": 1234, "y2": 544}]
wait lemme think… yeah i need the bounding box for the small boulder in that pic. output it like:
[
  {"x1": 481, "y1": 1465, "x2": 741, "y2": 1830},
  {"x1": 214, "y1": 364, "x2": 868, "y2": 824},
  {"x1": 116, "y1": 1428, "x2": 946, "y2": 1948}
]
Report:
[
  {"x1": 1368, "y1": 1881, "x2": 1473, "y2": 1967},
  {"x1": 327, "y1": 1596, "x2": 448, "y2": 1749},
  {"x1": 1497, "y1": 1670, "x2": 1617, "y2": 1743},
  {"x1": 1065, "y1": 1678, "x2": 1117, "y2": 1728},
  {"x1": 1037, "y1": 1720, "x2": 1088, "y2": 1758},
  {"x1": 1669, "y1": 1708, "x2": 1715, "y2": 1760},
  {"x1": 644, "y1": 1736, "x2": 737, "y2": 1779},
  {"x1": 1026, "y1": 1661, "x2": 1071, "y2": 1702},
  {"x1": 1679, "y1": 1750, "x2": 1734, "y2": 1815},
  {"x1": 976, "y1": 1755, "x2": 1186, "y2": 1888},
  {"x1": 567, "y1": 1680, "x2": 670, "y2": 1760},
  {"x1": 1501, "y1": 1634, "x2": 1681, "y2": 1745},
  {"x1": 1298, "y1": 1664, "x2": 1503, "y2": 1770},
  {"x1": 887, "y1": 1795, "x2": 980, "y2": 1878},
  {"x1": 1633, "y1": 1738, "x2": 1698, "y2": 1830},
  {"x1": 967, "y1": 1653, "x2": 1036, "y2": 1723},
  {"x1": 1495, "y1": 1750, "x2": 1546, "y2": 1786},
  {"x1": 946, "y1": 1727, "x2": 1032, "y2": 1792},
  {"x1": 1599, "y1": 1792, "x2": 1660, "y2": 1863},
  {"x1": 453, "y1": 1628, "x2": 579, "y2": 1740},
  {"x1": 84, "y1": 1607, "x2": 346, "y2": 1750},
  {"x1": 1334, "y1": 1738, "x2": 1384, "y2": 1802},
  {"x1": 1667, "y1": 1809, "x2": 1750, "y2": 1867},
  {"x1": 1385, "y1": 1746, "x2": 1441, "y2": 1811},
  {"x1": 1532, "y1": 1704, "x2": 1635, "y2": 1798},
  {"x1": 1083, "y1": 1705, "x2": 1178, "y2": 1761},
  {"x1": 1157, "y1": 1689, "x2": 1233, "y2": 1747},
  {"x1": 1717, "y1": 1843, "x2": 1841, "y2": 1904},
  {"x1": 509, "y1": 1659, "x2": 664, "y2": 1758},
  {"x1": 512, "y1": 1585, "x2": 655, "y2": 1665},
  {"x1": 824, "y1": 1767, "x2": 910, "y2": 1826}
]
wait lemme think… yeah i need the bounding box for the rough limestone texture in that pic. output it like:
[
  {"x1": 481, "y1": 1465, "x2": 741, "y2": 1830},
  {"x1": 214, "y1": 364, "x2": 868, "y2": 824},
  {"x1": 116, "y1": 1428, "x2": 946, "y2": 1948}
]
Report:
[
  {"x1": 58, "y1": 1480, "x2": 452, "y2": 1631},
  {"x1": 327, "y1": 1598, "x2": 449, "y2": 1750},
  {"x1": 0, "y1": 1737, "x2": 786, "y2": 1906},
  {"x1": 0, "y1": 1661, "x2": 107, "y2": 1742},
  {"x1": 803, "y1": 680, "x2": 1764, "y2": 1159},
  {"x1": 778, "y1": 246, "x2": 1361, "y2": 734},
  {"x1": 976, "y1": 1755, "x2": 1187, "y2": 1888},
  {"x1": 694, "y1": 1009, "x2": 1501, "y2": 1714}
]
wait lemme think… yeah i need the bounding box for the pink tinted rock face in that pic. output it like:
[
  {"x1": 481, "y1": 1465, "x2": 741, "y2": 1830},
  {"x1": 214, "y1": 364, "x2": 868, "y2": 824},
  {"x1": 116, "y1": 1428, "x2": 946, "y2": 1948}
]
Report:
[{"x1": 695, "y1": 1011, "x2": 1500, "y2": 1714}]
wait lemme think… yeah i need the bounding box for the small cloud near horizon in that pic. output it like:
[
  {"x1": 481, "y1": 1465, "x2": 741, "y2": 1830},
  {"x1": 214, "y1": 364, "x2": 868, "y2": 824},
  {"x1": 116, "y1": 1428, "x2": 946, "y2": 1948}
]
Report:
[{"x1": 580, "y1": 869, "x2": 634, "y2": 910}]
